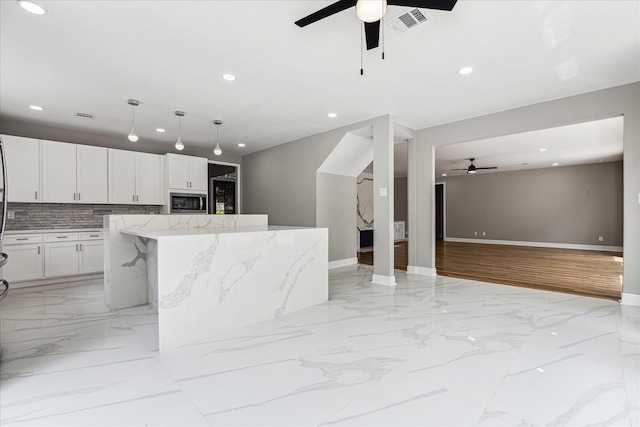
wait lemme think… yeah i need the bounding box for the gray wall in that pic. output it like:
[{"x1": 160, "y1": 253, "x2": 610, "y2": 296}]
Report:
[
  {"x1": 394, "y1": 177, "x2": 408, "y2": 224},
  {"x1": 0, "y1": 118, "x2": 242, "y2": 164},
  {"x1": 436, "y1": 162, "x2": 623, "y2": 246},
  {"x1": 316, "y1": 173, "x2": 357, "y2": 262}
]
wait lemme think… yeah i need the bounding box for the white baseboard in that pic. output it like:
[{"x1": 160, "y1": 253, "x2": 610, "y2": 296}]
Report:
[
  {"x1": 444, "y1": 237, "x2": 623, "y2": 252},
  {"x1": 9, "y1": 273, "x2": 104, "y2": 290},
  {"x1": 621, "y1": 293, "x2": 640, "y2": 307},
  {"x1": 407, "y1": 266, "x2": 437, "y2": 276},
  {"x1": 328, "y1": 257, "x2": 358, "y2": 269},
  {"x1": 371, "y1": 274, "x2": 397, "y2": 287}
]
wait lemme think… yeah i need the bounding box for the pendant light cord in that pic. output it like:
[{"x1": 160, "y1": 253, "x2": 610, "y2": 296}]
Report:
[{"x1": 131, "y1": 104, "x2": 135, "y2": 127}]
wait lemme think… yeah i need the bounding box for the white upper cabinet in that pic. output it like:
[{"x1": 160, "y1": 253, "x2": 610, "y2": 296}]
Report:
[
  {"x1": 166, "y1": 154, "x2": 208, "y2": 192},
  {"x1": 41, "y1": 140, "x2": 108, "y2": 204},
  {"x1": 108, "y1": 149, "x2": 163, "y2": 205},
  {"x1": 77, "y1": 145, "x2": 108, "y2": 203},
  {"x1": 42, "y1": 140, "x2": 77, "y2": 203},
  {"x1": 2, "y1": 135, "x2": 41, "y2": 202},
  {"x1": 135, "y1": 152, "x2": 163, "y2": 205}
]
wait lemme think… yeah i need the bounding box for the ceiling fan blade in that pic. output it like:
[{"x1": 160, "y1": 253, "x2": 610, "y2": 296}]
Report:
[
  {"x1": 364, "y1": 21, "x2": 380, "y2": 50},
  {"x1": 476, "y1": 167, "x2": 498, "y2": 170},
  {"x1": 450, "y1": 168, "x2": 468, "y2": 171},
  {"x1": 295, "y1": 0, "x2": 357, "y2": 27},
  {"x1": 388, "y1": 0, "x2": 458, "y2": 11}
]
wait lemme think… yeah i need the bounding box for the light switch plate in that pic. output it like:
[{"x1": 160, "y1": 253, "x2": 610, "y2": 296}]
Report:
[{"x1": 379, "y1": 188, "x2": 388, "y2": 197}]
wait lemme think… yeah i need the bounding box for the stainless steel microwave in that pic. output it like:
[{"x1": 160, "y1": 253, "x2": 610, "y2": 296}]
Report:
[{"x1": 170, "y1": 193, "x2": 207, "y2": 214}]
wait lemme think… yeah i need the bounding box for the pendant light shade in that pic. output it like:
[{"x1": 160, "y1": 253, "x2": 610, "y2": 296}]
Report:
[
  {"x1": 175, "y1": 111, "x2": 185, "y2": 151},
  {"x1": 127, "y1": 99, "x2": 139, "y2": 142},
  {"x1": 355, "y1": 0, "x2": 387, "y2": 23},
  {"x1": 213, "y1": 120, "x2": 223, "y2": 156}
]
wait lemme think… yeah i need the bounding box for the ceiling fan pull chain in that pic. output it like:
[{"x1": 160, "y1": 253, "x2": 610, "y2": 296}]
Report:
[
  {"x1": 382, "y1": 8, "x2": 385, "y2": 60},
  {"x1": 360, "y1": 22, "x2": 364, "y2": 75}
]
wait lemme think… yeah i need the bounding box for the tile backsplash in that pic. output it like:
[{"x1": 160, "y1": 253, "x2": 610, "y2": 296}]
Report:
[{"x1": 6, "y1": 203, "x2": 162, "y2": 230}]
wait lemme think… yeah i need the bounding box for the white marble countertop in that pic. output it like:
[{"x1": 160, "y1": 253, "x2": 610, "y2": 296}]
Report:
[
  {"x1": 120, "y1": 225, "x2": 311, "y2": 239},
  {"x1": 5, "y1": 228, "x2": 105, "y2": 235}
]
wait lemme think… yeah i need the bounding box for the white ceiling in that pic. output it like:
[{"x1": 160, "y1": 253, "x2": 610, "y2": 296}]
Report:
[{"x1": 0, "y1": 1, "x2": 639, "y2": 158}]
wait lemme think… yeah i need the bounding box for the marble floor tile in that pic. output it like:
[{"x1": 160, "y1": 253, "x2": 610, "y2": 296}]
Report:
[{"x1": 1, "y1": 264, "x2": 638, "y2": 426}]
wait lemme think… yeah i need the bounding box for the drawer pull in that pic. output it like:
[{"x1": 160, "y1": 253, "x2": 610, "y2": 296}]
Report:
[
  {"x1": 89, "y1": 235, "x2": 99, "y2": 238},
  {"x1": 16, "y1": 238, "x2": 28, "y2": 241},
  {"x1": 56, "y1": 236, "x2": 68, "y2": 239}
]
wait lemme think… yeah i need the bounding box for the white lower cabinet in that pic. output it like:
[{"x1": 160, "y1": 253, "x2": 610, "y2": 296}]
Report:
[
  {"x1": 2, "y1": 243, "x2": 44, "y2": 282},
  {"x1": 3, "y1": 231, "x2": 104, "y2": 284}
]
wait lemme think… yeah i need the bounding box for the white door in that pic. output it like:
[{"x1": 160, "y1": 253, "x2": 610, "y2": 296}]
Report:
[
  {"x1": 77, "y1": 145, "x2": 108, "y2": 203},
  {"x1": 2, "y1": 135, "x2": 41, "y2": 202},
  {"x1": 44, "y1": 242, "x2": 79, "y2": 277},
  {"x1": 167, "y1": 154, "x2": 190, "y2": 190},
  {"x1": 42, "y1": 140, "x2": 77, "y2": 203},
  {"x1": 189, "y1": 157, "x2": 209, "y2": 191},
  {"x1": 78, "y1": 240, "x2": 104, "y2": 274},
  {"x1": 108, "y1": 149, "x2": 136, "y2": 204},
  {"x1": 2, "y1": 244, "x2": 44, "y2": 282},
  {"x1": 136, "y1": 152, "x2": 163, "y2": 205}
]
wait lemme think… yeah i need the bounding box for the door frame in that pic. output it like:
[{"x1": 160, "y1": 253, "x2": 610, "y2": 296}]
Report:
[
  {"x1": 208, "y1": 160, "x2": 241, "y2": 214},
  {"x1": 435, "y1": 182, "x2": 446, "y2": 240}
]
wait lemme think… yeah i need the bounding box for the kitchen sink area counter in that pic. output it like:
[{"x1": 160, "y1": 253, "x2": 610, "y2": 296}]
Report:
[{"x1": 105, "y1": 214, "x2": 328, "y2": 351}]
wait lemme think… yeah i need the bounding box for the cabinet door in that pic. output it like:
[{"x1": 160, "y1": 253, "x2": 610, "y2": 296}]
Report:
[
  {"x1": 2, "y1": 244, "x2": 44, "y2": 282},
  {"x1": 78, "y1": 240, "x2": 104, "y2": 274},
  {"x1": 77, "y1": 145, "x2": 108, "y2": 203},
  {"x1": 189, "y1": 157, "x2": 209, "y2": 191},
  {"x1": 136, "y1": 152, "x2": 163, "y2": 205},
  {"x1": 108, "y1": 149, "x2": 136, "y2": 204},
  {"x1": 44, "y1": 242, "x2": 79, "y2": 277},
  {"x1": 167, "y1": 154, "x2": 190, "y2": 190},
  {"x1": 42, "y1": 140, "x2": 78, "y2": 203},
  {"x1": 2, "y1": 135, "x2": 41, "y2": 202}
]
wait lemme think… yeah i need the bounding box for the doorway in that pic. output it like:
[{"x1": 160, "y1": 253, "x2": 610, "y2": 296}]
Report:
[
  {"x1": 435, "y1": 182, "x2": 445, "y2": 241},
  {"x1": 208, "y1": 161, "x2": 240, "y2": 214}
]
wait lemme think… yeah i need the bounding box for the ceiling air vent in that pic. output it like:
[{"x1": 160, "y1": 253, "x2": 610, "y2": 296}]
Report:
[
  {"x1": 388, "y1": 8, "x2": 428, "y2": 34},
  {"x1": 74, "y1": 112, "x2": 95, "y2": 120}
]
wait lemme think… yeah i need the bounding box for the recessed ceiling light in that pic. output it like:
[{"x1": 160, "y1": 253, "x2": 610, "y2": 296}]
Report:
[
  {"x1": 442, "y1": 173, "x2": 447, "y2": 176},
  {"x1": 539, "y1": 148, "x2": 547, "y2": 152},
  {"x1": 552, "y1": 163, "x2": 559, "y2": 166},
  {"x1": 18, "y1": 0, "x2": 46, "y2": 15},
  {"x1": 222, "y1": 74, "x2": 236, "y2": 81},
  {"x1": 156, "y1": 128, "x2": 166, "y2": 133},
  {"x1": 29, "y1": 105, "x2": 43, "y2": 111},
  {"x1": 458, "y1": 66, "x2": 473, "y2": 75},
  {"x1": 328, "y1": 113, "x2": 337, "y2": 118},
  {"x1": 238, "y1": 143, "x2": 246, "y2": 147}
]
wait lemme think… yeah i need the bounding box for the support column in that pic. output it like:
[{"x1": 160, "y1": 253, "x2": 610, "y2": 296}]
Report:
[
  {"x1": 372, "y1": 115, "x2": 396, "y2": 286},
  {"x1": 407, "y1": 134, "x2": 436, "y2": 276}
]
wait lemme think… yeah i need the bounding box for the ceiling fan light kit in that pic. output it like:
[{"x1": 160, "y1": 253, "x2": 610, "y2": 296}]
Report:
[{"x1": 356, "y1": 0, "x2": 388, "y2": 23}]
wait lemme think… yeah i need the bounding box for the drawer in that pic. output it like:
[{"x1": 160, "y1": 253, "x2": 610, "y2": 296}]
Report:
[
  {"x1": 45, "y1": 232, "x2": 79, "y2": 242},
  {"x1": 79, "y1": 231, "x2": 104, "y2": 241},
  {"x1": 3, "y1": 234, "x2": 43, "y2": 244}
]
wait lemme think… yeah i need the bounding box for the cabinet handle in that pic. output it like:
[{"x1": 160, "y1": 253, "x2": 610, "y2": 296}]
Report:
[
  {"x1": 16, "y1": 238, "x2": 28, "y2": 241},
  {"x1": 35, "y1": 191, "x2": 38, "y2": 200},
  {"x1": 89, "y1": 234, "x2": 99, "y2": 238},
  {"x1": 132, "y1": 195, "x2": 135, "y2": 202},
  {"x1": 78, "y1": 193, "x2": 81, "y2": 201},
  {"x1": 56, "y1": 236, "x2": 68, "y2": 239},
  {"x1": 136, "y1": 195, "x2": 139, "y2": 202},
  {"x1": 79, "y1": 243, "x2": 82, "y2": 251},
  {"x1": 73, "y1": 193, "x2": 76, "y2": 200},
  {"x1": 38, "y1": 246, "x2": 40, "y2": 255}
]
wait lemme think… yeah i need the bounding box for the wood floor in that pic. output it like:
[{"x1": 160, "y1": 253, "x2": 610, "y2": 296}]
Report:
[{"x1": 357, "y1": 240, "x2": 623, "y2": 300}]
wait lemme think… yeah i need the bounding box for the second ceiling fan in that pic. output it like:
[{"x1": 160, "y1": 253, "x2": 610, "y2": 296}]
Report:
[
  {"x1": 295, "y1": 0, "x2": 458, "y2": 51},
  {"x1": 452, "y1": 158, "x2": 498, "y2": 174}
]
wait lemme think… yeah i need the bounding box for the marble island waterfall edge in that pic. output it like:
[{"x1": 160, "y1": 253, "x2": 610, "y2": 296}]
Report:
[{"x1": 104, "y1": 214, "x2": 329, "y2": 351}]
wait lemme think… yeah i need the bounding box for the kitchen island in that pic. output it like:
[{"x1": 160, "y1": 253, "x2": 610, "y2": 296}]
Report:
[{"x1": 104, "y1": 214, "x2": 328, "y2": 351}]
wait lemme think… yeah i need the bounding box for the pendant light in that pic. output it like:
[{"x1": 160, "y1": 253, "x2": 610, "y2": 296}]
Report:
[
  {"x1": 175, "y1": 111, "x2": 185, "y2": 151},
  {"x1": 213, "y1": 120, "x2": 223, "y2": 156},
  {"x1": 127, "y1": 99, "x2": 139, "y2": 142}
]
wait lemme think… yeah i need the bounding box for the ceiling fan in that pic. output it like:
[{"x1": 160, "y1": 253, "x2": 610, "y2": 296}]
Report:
[
  {"x1": 295, "y1": 0, "x2": 458, "y2": 51},
  {"x1": 451, "y1": 158, "x2": 498, "y2": 174}
]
